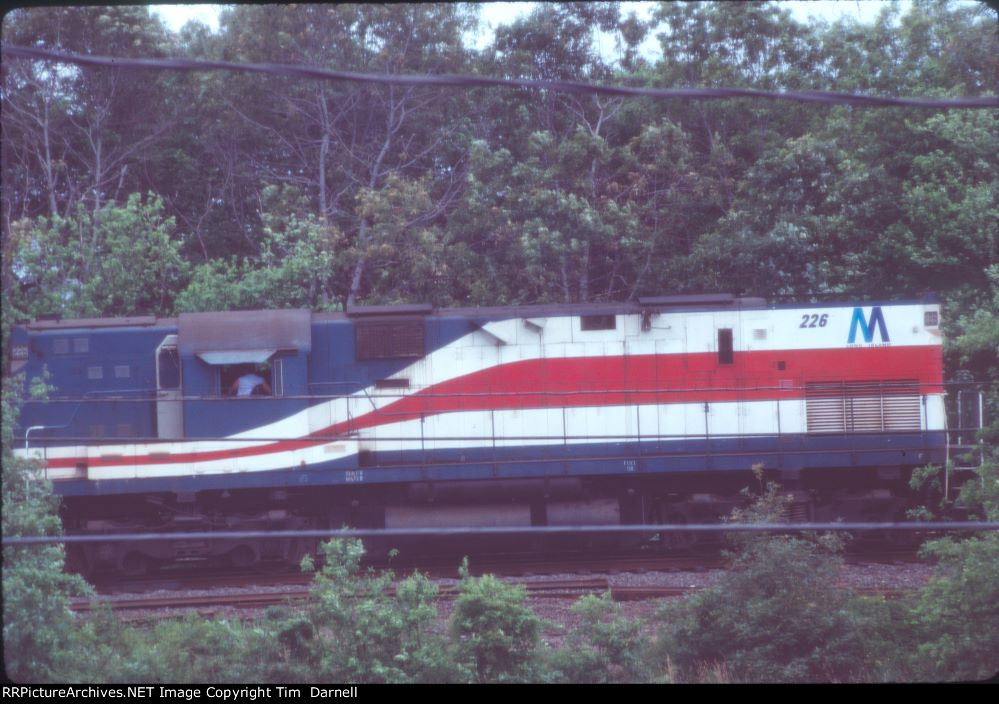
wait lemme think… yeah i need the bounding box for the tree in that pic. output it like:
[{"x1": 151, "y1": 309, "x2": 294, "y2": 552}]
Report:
[
  {"x1": 650, "y1": 1, "x2": 825, "y2": 162},
  {"x1": 2, "y1": 7, "x2": 178, "y2": 225},
  {"x1": 175, "y1": 185, "x2": 345, "y2": 312},
  {"x1": 9, "y1": 193, "x2": 190, "y2": 319},
  {"x1": 904, "y1": 511, "x2": 999, "y2": 681},
  {"x1": 902, "y1": 279, "x2": 999, "y2": 680},
  {"x1": 213, "y1": 4, "x2": 478, "y2": 306},
  {"x1": 297, "y1": 539, "x2": 455, "y2": 683},
  {"x1": 684, "y1": 134, "x2": 848, "y2": 297}
]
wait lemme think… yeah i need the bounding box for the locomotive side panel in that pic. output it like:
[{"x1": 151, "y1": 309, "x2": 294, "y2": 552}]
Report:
[
  {"x1": 11, "y1": 299, "x2": 945, "y2": 505},
  {"x1": 16, "y1": 324, "x2": 174, "y2": 448}
]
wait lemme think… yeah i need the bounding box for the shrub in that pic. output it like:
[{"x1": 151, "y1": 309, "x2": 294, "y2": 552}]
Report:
[
  {"x1": 3, "y1": 375, "x2": 92, "y2": 683},
  {"x1": 449, "y1": 560, "x2": 542, "y2": 683},
  {"x1": 653, "y1": 483, "x2": 879, "y2": 682},
  {"x1": 300, "y1": 539, "x2": 454, "y2": 683},
  {"x1": 549, "y1": 592, "x2": 650, "y2": 683},
  {"x1": 902, "y1": 455, "x2": 999, "y2": 681}
]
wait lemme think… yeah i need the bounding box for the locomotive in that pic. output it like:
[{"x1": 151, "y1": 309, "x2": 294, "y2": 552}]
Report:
[{"x1": 9, "y1": 294, "x2": 947, "y2": 573}]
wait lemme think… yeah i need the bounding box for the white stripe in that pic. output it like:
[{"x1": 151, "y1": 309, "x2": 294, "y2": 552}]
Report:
[{"x1": 25, "y1": 395, "x2": 946, "y2": 482}]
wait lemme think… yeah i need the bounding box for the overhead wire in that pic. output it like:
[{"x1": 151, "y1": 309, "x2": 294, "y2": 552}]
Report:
[
  {"x1": 3, "y1": 45, "x2": 997, "y2": 109},
  {"x1": 5, "y1": 522, "x2": 999, "y2": 546}
]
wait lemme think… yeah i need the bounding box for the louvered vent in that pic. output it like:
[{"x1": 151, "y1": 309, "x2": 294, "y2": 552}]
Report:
[
  {"x1": 806, "y1": 380, "x2": 921, "y2": 433},
  {"x1": 356, "y1": 319, "x2": 424, "y2": 360},
  {"x1": 883, "y1": 395, "x2": 922, "y2": 430}
]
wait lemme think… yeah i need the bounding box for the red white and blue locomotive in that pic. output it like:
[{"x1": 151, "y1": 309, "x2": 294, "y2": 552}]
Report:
[{"x1": 10, "y1": 294, "x2": 946, "y2": 571}]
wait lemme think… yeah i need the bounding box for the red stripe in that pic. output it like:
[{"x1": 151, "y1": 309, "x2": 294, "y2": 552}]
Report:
[{"x1": 46, "y1": 345, "x2": 942, "y2": 469}]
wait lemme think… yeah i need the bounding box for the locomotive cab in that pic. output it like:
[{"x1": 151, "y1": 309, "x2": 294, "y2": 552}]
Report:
[{"x1": 177, "y1": 309, "x2": 310, "y2": 438}]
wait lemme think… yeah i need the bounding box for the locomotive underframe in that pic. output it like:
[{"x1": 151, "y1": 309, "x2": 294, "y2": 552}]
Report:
[{"x1": 61, "y1": 463, "x2": 921, "y2": 575}]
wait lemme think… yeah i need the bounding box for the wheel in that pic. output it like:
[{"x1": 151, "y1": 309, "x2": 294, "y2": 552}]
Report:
[
  {"x1": 118, "y1": 550, "x2": 149, "y2": 577},
  {"x1": 228, "y1": 544, "x2": 258, "y2": 569}
]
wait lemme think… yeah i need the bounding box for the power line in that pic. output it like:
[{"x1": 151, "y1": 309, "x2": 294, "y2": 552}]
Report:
[
  {"x1": 5, "y1": 522, "x2": 999, "y2": 545},
  {"x1": 4, "y1": 45, "x2": 997, "y2": 109}
]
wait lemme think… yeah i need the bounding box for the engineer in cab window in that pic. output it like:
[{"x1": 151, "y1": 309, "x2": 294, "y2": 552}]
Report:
[{"x1": 229, "y1": 364, "x2": 273, "y2": 397}]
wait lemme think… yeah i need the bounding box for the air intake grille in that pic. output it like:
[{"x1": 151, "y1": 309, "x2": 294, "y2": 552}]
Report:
[
  {"x1": 356, "y1": 319, "x2": 424, "y2": 360},
  {"x1": 806, "y1": 380, "x2": 921, "y2": 433}
]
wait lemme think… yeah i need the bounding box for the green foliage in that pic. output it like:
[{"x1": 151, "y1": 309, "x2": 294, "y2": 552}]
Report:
[
  {"x1": 904, "y1": 529, "x2": 999, "y2": 681},
  {"x1": 292, "y1": 539, "x2": 454, "y2": 683},
  {"x1": 10, "y1": 194, "x2": 190, "y2": 319},
  {"x1": 450, "y1": 559, "x2": 542, "y2": 683},
  {"x1": 176, "y1": 185, "x2": 344, "y2": 311},
  {"x1": 351, "y1": 175, "x2": 454, "y2": 305},
  {"x1": 650, "y1": 475, "x2": 999, "y2": 683},
  {"x1": 2, "y1": 375, "x2": 92, "y2": 682},
  {"x1": 4, "y1": 0, "x2": 999, "y2": 683},
  {"x1": 654, "y1": 484, "x2": 875, "y2": 682},
  {"x1": 67, "y1": 611, "x2": 274, "y2": 683},
  {"x1": 890, "y1": 111, "x2": 999, "y2": 302},
  {"x1": 949, "y1": 266, "x2": 999, "y2": 446},
  {"x1": 2, "y1": 6, "x2": 179, "y2": 226},
  {"x1": 897, "y1": 453, "x2": 999, "y2": 682},
  {"x1": 549, "y1": 592, "x2": 650, "y2": 683}
]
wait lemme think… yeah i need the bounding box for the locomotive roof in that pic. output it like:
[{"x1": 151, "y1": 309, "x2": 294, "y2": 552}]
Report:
[
  {"x1": 24, "y1": 315, "x2": 167, "y2": 330},
  {"x1": 331, "y1": 295, "x2": 770, "y2": 321},
  {"x1": 20, "y1": 294, "x2": 937, "y2": 331},
  {"x1": 22, "y1": 298, "x2": 759, "y2": 330}
]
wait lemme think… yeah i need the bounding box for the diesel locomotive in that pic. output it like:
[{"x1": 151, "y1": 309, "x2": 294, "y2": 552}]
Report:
[{"x1": 9, "y1": 294, "x2": 947, "y2": 572}]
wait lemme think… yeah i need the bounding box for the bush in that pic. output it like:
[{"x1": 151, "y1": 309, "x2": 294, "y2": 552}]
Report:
[
  {"x1": 449, "y1": 560, "x2": 543, "y2": 683},
  {"x1": 653, "y1": 483, "x2": 879, "y2": 682},
  {"x1": 901, "y1": 455, "x2": 999, "y2": 681},
  {"x1": 3, "y1": 375, "x2": 92, "y2": 682},
  {"x1": 903, "y1": 532, "x2": 999, "y2": 681},
  {"x1": 549, "y1": 592, "x2": 651, "y2": 683},
  {"x1": 298, "y1": 539, "x2": 455, "y2": 683}
]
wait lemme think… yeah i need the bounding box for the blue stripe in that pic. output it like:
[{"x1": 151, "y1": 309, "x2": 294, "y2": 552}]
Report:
[{"x1": 53, "y1": 432, "x2": 946, "y2": 496}]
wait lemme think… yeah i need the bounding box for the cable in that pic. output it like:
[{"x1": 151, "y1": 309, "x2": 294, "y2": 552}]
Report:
[
  {"x1": 5, "y1": 522, "x2": 999, "y2": 545},
  {"x1": 3, "y1": 45, "x2": 997, "y2": 109}
]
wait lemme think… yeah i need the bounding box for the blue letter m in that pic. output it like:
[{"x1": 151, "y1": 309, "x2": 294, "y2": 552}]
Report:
[{"x1": 848, "y1": 306, "x2": 890, "y2": 343}]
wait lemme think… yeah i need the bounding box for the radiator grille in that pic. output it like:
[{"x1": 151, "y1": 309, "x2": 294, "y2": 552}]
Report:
[{"x1": 806, "y1": 380, "x2": 921, "y2": 433}]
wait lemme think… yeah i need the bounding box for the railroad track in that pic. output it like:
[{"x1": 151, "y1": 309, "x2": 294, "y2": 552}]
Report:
[
  {"x1": 72, "y1": 575, "x2": 912, "y2": 617},
  {"x1": 87, "y1": 547, "x2": 922, "y2": 596},
  {"x1": 86, "y1": 553, "x2": 729, "y2": 594},
  {"x1": 74, "y1": 577, "x2": 611, "y2": 613}
]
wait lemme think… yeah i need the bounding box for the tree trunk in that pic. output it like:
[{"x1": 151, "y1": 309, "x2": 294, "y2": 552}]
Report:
[
  {"x1": 318, "y1": 89, "x2": 331, "y2": 221},
  {"x1": 560, "y1": 253, "x2": 571, "y2": 303},
  {"x1": 346, "y1": 220, "x2": 369, "y2": 307},
  {"x1": 41, "y1": 103, "x2": 58, "y2": 218}
]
